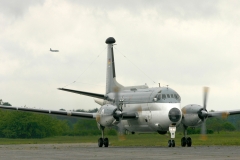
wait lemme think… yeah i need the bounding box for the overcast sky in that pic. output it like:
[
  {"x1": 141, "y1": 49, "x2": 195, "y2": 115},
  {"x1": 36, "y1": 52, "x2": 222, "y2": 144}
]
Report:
[{"x1": 0, "y1": 0, "x2": 240, "y2": 111}]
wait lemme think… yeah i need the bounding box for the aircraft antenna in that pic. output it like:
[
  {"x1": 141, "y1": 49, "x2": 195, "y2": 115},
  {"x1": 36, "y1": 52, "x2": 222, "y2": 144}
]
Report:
[
  {"x1": 115, "y1": 47, "x2": 156, "y2": 85},
  {"x1": 62, "y1": 47, "x2": 106, "y2": 88}
]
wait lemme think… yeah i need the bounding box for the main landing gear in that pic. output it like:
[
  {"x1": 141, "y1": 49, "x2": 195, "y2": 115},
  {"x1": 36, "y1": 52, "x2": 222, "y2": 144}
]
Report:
[
  {"x1": 98, "y1": 126, "x2": 109, "y2": 147},
  {"x1": 168, "y1": 126, "x2": 176, "y2": 147},
  {"x1": 181, "y1": 125, "x2": 192, "y2": 147}
]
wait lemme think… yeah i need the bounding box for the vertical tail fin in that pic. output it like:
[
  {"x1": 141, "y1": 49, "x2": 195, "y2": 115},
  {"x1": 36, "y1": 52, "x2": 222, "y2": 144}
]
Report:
[{"x1": 105, "y1": 37, "x2": 123, "y2": 94}]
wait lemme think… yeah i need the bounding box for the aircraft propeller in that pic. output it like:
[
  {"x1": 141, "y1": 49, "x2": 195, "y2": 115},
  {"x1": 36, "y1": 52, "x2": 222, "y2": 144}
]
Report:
[
  {"x1": 199, "y1": 87, "x2": 209, "y2": 140},
  {"x1": 112, "y1": 87, "x2": 126, "y2": 140},
  {"x1": 198, "y1": 87, "x2": 229, "y2": 140}
]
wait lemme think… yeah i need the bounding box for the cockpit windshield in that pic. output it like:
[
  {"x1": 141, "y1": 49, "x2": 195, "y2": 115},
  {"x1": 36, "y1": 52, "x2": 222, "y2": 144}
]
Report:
[{"x1": 154, "y1": 92, "x2": 181, "y2": 102}]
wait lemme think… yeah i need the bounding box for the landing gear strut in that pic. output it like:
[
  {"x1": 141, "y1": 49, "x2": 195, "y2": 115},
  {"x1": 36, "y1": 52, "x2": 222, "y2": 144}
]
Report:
[
  {"x1": 181, "y1": 125, "x2": 192, "y2": 147},
  {"x1": 98, "y1": 125, "x2": 109, "y2": 147},
  {"x1": 168, "y1": 126, "x2": 176, "y2": 147}
]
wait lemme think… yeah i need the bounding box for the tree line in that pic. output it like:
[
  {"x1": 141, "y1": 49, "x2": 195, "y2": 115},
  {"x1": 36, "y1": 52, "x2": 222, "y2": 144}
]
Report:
[{"x1": 0, "y1": 100, "x2": 116, "y2": 138}]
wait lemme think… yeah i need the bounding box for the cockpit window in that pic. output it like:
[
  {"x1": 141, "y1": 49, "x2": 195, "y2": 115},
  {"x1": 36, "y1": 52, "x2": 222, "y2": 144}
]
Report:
[
  {"x1": 162, "y1": 94, "x2": 166, "y2": 99},
  {"x1": 167, "y1": 94, "x2": 170, "y2": 98},
  {"x1": 174, "y1": 94, "x2": 179, "y2": 99}
]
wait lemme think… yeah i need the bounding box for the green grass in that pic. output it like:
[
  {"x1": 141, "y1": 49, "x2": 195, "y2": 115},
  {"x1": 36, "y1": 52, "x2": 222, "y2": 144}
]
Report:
[{"x1": 0, "y1": 132, "x2": 240, "y2": 146}]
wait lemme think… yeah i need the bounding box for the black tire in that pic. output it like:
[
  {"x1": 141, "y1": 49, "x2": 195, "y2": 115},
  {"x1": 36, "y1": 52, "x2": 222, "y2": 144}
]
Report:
[
  {"x1": 181, "y1": 137, "x2": 187, "y2": 147},
  {"x1": 187, "y1": 137, "x2": 192, "y2": 147},
  {"x1": 168, "y1": 140, "x2": 172, "y2": 147},
  {"x1": 98, "y1": 138, "x2": 103, "y2": 147},
  {"x1": 104, "y1": 138, "x2": 109, "y2": 147},
  {"x1": 171, "y1": 140, "x2": 175, "y2": 147}
]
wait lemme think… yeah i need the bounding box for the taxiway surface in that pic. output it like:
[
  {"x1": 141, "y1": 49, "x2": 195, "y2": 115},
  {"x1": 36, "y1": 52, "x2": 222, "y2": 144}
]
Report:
[{"x1": 0, "y1": 143, "x2": 239, "y2": 160}]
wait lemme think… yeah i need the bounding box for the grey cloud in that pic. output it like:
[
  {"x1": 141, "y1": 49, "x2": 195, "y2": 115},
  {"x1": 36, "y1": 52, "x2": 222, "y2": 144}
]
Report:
[
  {"x1": 0, "y1": 0, "x2": 45, "y2": 17},
  {"x1": 71, "y1": 0, "x2": 220, "y2": 20}
]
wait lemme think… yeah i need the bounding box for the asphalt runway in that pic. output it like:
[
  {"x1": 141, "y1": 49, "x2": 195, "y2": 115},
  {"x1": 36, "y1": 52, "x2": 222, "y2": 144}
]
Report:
[{"x1": 0, "y1": 143, "x2": 240, "y2": 160}]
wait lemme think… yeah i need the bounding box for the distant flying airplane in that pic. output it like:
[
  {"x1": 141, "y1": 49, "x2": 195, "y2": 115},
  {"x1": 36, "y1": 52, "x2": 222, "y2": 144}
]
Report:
[
  {"x1": 1, "y1": 37, "x2": 240, "y2": 148},
  {"x1": 50, "y1": 48, "x2": 59, "y2": 52}
]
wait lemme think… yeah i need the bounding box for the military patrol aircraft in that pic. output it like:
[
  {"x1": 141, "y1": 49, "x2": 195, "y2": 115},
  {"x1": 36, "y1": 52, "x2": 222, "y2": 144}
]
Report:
[
  {"x1": 1, "y1": 37, "x2": 240, "y2": 148},
  {"x1": 50, "y1": 48, "x2": 59, "y2": 52}
]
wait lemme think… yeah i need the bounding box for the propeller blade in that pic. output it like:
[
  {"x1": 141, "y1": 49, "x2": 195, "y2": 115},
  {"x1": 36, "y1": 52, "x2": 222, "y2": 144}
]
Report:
[
  {"x1": 208, "y1": 111, "x2": 229, "y2": 119},
  {"x1": 200, "y1": 120, "x2": 207, "y2": 140},
  {"x1": 117, "y1": 121, "x2": 126, "y2": 141},
  {"x1": 181, "y1": 108, "x2": 186, "y2": 115},
  {"x1": 113, "y1": 87, "x2": 120, "y2": 108},
  {"x1": 203, "y1": 87, "x2": 209, "y2": 110},
  {"x1": 200, "y1": 87, "x2": 209, "y2": 140},
  {"x1": 113, "y1": 86, "x2": 125, "y2": 140}
]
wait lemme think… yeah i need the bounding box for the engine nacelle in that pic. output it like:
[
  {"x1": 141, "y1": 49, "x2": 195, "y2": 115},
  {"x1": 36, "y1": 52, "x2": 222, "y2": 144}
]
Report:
[
  {"x1": 96, "y1": 104, "x2": 117, "y2": 127},
  {"x1": 181, "y1": 104, "x2": 204, "y2": 127},
  {"x1": 96, "y1": 104, "x2": 138, "y2": 127}
]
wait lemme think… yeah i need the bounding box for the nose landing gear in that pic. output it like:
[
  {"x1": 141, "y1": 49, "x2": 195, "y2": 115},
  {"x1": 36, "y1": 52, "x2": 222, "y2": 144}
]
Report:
[{"x1": 168, "y1": 125, "x2": 176, "y2": 147}]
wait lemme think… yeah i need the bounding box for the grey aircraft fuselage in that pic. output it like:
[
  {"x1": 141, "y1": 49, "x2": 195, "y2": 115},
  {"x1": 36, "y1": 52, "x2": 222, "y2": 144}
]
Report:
[{"x1": 96, "y1": 87, "x2": 181, "y2": 133}]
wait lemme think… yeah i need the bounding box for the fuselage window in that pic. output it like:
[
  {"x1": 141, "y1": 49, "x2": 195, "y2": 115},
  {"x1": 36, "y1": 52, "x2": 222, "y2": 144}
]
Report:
[
  {"x1": 162, "y1": 94, "x2": 166, "y2": 99},
  {"x1": 158, "y1": 94, "x2": 161, "y2": 100},
  {"x1": 167, "y1": 94, "x2": 170, "y2": 98},
  {"x1": 171, "y1": 94, "x2": 173, "y2": 98}
]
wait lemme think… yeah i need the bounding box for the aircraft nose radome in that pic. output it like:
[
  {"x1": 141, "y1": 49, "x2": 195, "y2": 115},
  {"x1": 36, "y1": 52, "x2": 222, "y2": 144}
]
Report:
[
  {"x1": 105, "y1": 37, "x2": 116, "y2": 44},
  {"x1": 168, "y1": 108, "x2": 181, "y2": 123}
]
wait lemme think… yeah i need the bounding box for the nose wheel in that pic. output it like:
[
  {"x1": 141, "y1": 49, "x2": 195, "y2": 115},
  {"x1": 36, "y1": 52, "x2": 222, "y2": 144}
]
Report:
[{"x1": 168, "y1": 139, "x2": 175, "y2": 147}]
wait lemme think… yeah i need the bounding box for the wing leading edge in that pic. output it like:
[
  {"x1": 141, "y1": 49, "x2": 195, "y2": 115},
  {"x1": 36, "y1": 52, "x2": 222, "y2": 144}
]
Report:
[{"x1": 0, "y1": 105, "x2": 96, "y2": 119}]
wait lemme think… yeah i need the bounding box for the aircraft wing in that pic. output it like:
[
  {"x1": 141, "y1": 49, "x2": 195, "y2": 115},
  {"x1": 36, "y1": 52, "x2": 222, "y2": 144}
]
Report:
[
  {"x1": 208, "y1": 110, "x2": 240, "y2": 118},
  {"x1": 58, "y1": 88, "x2": 105, "y2": 99},
  {"x1": 0, "y1": 105, "x2": 96, "y2": 119}
]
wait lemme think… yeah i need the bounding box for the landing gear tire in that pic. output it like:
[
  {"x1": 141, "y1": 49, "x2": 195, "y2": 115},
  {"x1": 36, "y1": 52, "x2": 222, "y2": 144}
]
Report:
[
  {"x1": 168, "y1": 140, "x2": 172, "y2": 147},
  {"x1": 98, "y1": 138, "x2": 103, "y2": 147},
  {"x1": 168, "y1": 140, "x2": 175, "y2": 147},
  {"x1": 103, "y1": 138, "x2": 109, "y2": 147},
  {"x1": 186, "y1": 137, "x2": 192, "y2": 147},
  {"x1": 181, "y1": 137, "x2": 187, "y2": 147},
  {"x1": 171, "y1": 140, "x2": 175, "y2": 147}
]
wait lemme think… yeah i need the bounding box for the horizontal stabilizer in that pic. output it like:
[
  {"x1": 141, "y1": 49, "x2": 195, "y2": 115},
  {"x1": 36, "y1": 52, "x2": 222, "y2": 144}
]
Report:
[{"x1": 58, "y1": 88, "x2": 105, "y2": 99}]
